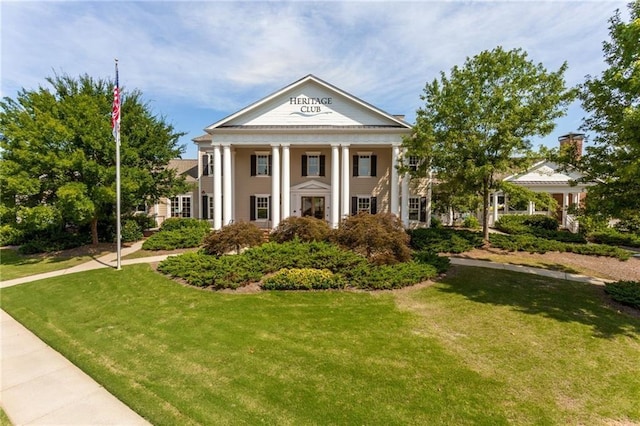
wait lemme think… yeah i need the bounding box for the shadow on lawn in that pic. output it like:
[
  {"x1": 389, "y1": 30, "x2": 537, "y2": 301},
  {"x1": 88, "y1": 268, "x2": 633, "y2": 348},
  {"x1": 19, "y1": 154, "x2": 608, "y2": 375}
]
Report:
[{"x1": 436, "y1": 265, "x2": 640, "y2": 339}]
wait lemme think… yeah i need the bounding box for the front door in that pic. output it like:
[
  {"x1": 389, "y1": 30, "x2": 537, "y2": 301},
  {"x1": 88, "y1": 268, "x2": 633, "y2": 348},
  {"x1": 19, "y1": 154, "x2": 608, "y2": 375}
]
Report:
[{"x1": 301, "y1": 196, "x2": 325, "y2": 220}]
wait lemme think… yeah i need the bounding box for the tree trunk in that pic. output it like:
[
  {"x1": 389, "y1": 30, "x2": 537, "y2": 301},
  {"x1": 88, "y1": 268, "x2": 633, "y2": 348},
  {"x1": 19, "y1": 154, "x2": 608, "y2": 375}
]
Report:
[
  {"x1": 482, "y1": 183, "x2": 490, "y2": 244},
  {"x1": 91, "y1": 217, "x2": 99, "y2": 245}
]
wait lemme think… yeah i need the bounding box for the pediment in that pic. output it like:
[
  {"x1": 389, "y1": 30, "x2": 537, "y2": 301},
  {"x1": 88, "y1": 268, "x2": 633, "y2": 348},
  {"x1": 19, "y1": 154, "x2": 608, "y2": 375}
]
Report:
[
  {"x1": 206, "y1": 75, "x2": 410, "y2": 129},
  {"x1": 290, "y1": 180, "x2": 331, "y2": 191},
  {"x1": 505, "y1": 161, "x2": 585, "y2": 184}
]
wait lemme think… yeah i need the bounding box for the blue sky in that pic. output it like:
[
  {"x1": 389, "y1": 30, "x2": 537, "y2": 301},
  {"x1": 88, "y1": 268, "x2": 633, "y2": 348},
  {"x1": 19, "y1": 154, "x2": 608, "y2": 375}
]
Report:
[{"x1": 1, "y1": 0, "x2": 626, "y2": 159}]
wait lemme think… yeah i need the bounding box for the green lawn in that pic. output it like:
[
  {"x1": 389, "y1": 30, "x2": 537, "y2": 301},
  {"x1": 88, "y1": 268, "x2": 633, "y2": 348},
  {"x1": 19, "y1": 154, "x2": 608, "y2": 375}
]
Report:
[
  {"x1": 1, "y1": 264, "x2": 639, "y2": 425},
  {"x1": 0, "y1": 247, "x2": 109, "y2": 281}
]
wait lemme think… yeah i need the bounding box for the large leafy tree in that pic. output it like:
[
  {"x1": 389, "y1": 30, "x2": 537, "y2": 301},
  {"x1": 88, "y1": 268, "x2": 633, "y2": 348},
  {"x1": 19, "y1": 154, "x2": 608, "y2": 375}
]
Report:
[
  {"x1": 577, "y1": 1, "x2": 640, "y2": 222},
  {"x1": 404, "y1": 46, "x2": 575, "y2": 241},
  {"x1": 0, "y1": 73, "x2": 188, "y2": 244}
]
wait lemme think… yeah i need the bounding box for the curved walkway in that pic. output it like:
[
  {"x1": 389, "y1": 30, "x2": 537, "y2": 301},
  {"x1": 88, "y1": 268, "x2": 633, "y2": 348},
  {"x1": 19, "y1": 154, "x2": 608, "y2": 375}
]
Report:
[{"x1": 0, "y1": 246, "x2": 612, "y2": 425}]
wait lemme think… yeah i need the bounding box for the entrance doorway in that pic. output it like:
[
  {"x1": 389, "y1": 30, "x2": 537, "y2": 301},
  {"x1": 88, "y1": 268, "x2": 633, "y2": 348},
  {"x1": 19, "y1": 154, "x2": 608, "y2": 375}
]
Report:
[{"x1": 302, "y1": 196, "x2": 325, "y2": 220}]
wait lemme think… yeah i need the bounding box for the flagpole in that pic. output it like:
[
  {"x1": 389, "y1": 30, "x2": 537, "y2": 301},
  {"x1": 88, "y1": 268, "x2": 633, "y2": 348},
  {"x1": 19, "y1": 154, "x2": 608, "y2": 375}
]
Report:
[{"x1": 114, "y1": 59, "x2": 122, "y2": 270}]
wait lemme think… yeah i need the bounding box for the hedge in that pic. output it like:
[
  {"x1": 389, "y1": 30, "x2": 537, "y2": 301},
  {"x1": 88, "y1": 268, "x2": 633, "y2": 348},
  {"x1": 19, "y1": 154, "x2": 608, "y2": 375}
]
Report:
[{"x1": 604, "y1": 281, "x2": 640, "y2": 309}]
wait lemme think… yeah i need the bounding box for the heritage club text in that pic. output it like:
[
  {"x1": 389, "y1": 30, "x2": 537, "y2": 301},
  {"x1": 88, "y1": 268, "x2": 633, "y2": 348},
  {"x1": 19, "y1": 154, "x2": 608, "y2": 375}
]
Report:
[{"x1": 290, "y1": 97, "x2": 333, "y2": 113}]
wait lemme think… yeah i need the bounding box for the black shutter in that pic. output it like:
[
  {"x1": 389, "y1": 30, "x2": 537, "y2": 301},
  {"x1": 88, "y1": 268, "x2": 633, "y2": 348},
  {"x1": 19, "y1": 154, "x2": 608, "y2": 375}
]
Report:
[
  {"x1": 351, "y1": 196, "x2": 357, "y2": 215},
  {"x1": 202, "y1": 154, "x2": 209, "y2": 176},
  {"x1": 250, "y1": 196, "x2": 256, "y2": 221},
  {"x1": 353, "y1": 155, "x2": 359, "y2": 177},
  {"x1": 420, "y1": 197, "x2": 427, "y2": 222},
  {"x1": 371, "y1": 197, "x2": 377, "y2": 214},
  {"x1": 319, "y1": 155, "x2": 326, "y2": 176},
  {"x1": 302, "y1": 155, "x2": 308, "y2": 176},
  {"x1": 268, "y1": 155, "x2": 273, "y2": 176},
  {"x1": 250, "y1": 155, "x2": 257, "y2": 176},
  {"x1": 268, "y1": 196, "x2": 272, "y2": 220},
  {"x1": 202, "y1": 195, "x2": 208, "y2": 219},
  {"x1": 371, "y1": 155, "x2": 377, "y2": 177}
]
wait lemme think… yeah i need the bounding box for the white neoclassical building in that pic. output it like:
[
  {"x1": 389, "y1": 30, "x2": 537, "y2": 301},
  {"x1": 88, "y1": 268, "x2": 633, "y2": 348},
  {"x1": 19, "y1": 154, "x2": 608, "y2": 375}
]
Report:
[{"x1": 183, "y1": 74, "x2": 430, "y2": 230}]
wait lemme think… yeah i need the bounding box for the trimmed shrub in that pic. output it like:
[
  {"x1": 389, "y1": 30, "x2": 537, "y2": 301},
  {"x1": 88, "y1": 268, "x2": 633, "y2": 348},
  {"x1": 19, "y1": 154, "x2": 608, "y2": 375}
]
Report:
[
  {"x1": 588, "y1": 230, "x2": 640, "y2": 248},
  {"x1": 348, "y1": 262, "x2": 438, "y2": 290},
  {"x1": 18, "y1": 232, "x2": 91, "y2": 254},
  {"x1": 121, "y1": 220, "x2": 144, "y2": 243},
  {"x1": 262, "y1": 268, "x2": 345, "y2": 290},
  {"x1": 463, "y1": 215, "x2": 480, "y2": 229},
  {"x1": 0, "y1": 225, "x2": 24, "y2": 246},
  {"x1": 333, "y1": 213, "x2": 411, "y2": 265},
  {"x1": 203, "y1": 222, "x2": 264, "y2": 256},
  {"x1": 160, "y1": 218, "x2": 211, "y2": 232},
  {"x1": 496, "y1": 214, "x2": 559, "y2": 234},
  {"x1": 142, "y1": 227, "x2": 209, "y2": 250},
  {"x1": 605, "y1": 281, "x2": 640, "y2": 309},
  {"x1": 409, "y1": 228, "x2": 483, "y2": 253},
  {"x1": 270, "y1": 216, "x2": 332, "y2": 243},
  {"x1": 412, "y1": 250, "x2": 451, "y2": 274}
]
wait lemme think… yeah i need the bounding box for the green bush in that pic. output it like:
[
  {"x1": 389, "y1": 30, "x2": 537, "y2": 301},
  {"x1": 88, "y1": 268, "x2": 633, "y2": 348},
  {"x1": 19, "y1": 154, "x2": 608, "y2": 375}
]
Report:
[
  {"x1": 242, "y1": 240, "x2": 368, "y2": 274},
  {"x1": 604, "y1": 281, "x2": 640, "y2": 309},
  {"x1": 158, "y1": 252, "x2": 263, "y2": 289},
  {"x1": 463, "y1": 216, "x2": 480, "y2": 229},
  {"x1": 430, "y1": 217, "x2": 442, "y2": 228},
  {"x1": 412, "y1": 250, "x2": 451, "y2": 274},
  {"x1": 270, "y1": 216, "x2": 332, "y2": 243},
  {"x1": 496, "y1": 214, "x2": 559, "y2": 234},
  {"x1": 588, "y1": 230, "x2": 640, "y2": 248},
  {"x1": 160, "y1": 218, "x2": 211, "y2": 232},
  {"x1": 121, "y1": 220, "x2": 144, "y2": 243},
  {"x1": 409, "y1": 228, "x2": 484, "y2": 253},
  {"x1": 142, "y1": 227, "x2": 209, "y2": 250},
  {"x1": 0, "y1": 225, "x2": 24, "y2": 246},
  {"x1": 334, "y1": 213, "x2": 411, "y2": 264},
  {"x1": 348, "y1": 262, "x2": 438, "y2": 290},
  {"x1": 203, "y1": 222, "x2": 264, "y2": 255},
  {"x1": 262, "y1": 268, "x2": 345, "y2": 290},
  {"x1": 489, "y1": 233, "x2": 631, "y2": 260},
  {"x1": 130, "y1": 214, "x2": 157, "y2": 231},
  {"x1": 18, "y1": 232, "x2": 91, "y2": 254}
]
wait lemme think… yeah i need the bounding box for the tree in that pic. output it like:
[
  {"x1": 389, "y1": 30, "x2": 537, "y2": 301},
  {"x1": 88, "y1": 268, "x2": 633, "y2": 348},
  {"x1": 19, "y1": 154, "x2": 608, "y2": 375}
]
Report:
[
  {"x1": 576, "y1": 1, "x2": 640, "y2": 222},
  {"x1": 404, "y1": 46, "x2": 575, "y2": 242},
  {"x1": 0, "y1": 73, "x2": 188, "y2": 244}
]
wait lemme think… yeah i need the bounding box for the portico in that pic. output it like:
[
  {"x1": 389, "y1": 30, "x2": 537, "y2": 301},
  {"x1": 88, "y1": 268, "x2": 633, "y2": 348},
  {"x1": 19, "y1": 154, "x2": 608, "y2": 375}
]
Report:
[{"x1": 194, "y1": 75, "x2": 418, "y2": 230}]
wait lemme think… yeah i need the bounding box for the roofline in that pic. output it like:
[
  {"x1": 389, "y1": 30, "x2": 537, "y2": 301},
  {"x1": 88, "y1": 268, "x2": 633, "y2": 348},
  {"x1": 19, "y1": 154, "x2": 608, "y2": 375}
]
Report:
[{"x1": 204, "y1": 74, "x2": 412, "y2": 132}]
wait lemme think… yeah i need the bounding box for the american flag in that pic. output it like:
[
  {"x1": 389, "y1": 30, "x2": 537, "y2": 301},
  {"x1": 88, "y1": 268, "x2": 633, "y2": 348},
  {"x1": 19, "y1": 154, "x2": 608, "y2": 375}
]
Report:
[{"x1": 111, "y1": 62, "x2": 120, "y2": 143}]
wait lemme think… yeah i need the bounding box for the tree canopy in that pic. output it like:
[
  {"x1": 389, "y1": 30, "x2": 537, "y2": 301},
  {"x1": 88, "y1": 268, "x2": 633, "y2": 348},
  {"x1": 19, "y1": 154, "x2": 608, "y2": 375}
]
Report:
[
  {"x1": 403, "y1": 46, "x2": 575, "y2": 241},
  {"x1": 0, "y1": 73, "x2": 188, "y2": 244},
  {"x1": 576, "y1": 0, "x2": 640, "y2": 222}
]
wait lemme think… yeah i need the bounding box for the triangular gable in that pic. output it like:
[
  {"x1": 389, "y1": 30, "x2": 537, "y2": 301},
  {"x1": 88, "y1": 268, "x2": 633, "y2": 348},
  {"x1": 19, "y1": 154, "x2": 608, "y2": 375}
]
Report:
[
  {"x1": 504, "y1": 161, "x2": 586, "y2": 185},
  {"x1": 290, "y1": 180, "x2": 331, "y2": 191},
  {"x1": 206, "y1": 75, "x2": 411, "y2": 130}
]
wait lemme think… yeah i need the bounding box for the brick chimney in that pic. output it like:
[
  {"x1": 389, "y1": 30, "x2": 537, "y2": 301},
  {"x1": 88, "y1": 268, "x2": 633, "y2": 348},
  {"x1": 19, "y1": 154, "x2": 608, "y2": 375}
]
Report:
[{"x1": 558, "y1": 132, "x2": 584, "y2": 160}]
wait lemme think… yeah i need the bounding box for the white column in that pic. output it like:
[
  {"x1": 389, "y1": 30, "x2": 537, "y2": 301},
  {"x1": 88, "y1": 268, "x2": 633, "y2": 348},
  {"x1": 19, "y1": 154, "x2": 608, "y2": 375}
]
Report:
[
  {"x1": 563, "y1": 192, "x2": 570, "y2": 228},
  {"x1": 401, "y1": 172, "x2": 409, "y2": 227},
  {"x1": 271, "y1": 144, "x2": 280, "y2": 229},
  {"x1": 222, "y1": 144, "x2": 232, "y2": 225},
  {"x1": 390, "y1": 145, "x2": 400, "y2": 216},
  {"x1": 527, "y1": 201, "x2": 534, "y2": 215},
  {"x1": 281, "y1": 144, "x2": 290, "y2": 221},
  {"x1": 231, "y1": 149, "x2": 236, "y2": 222},
  {"x1": 213, "y1": 144, "x2": 222, "y2": 230},
  {"x1": 331, "y1": 144, "x2": 340, "y2": 228},
  {"x1": 493, "y1": 192, "x2": 499, "y2": 224},
  {"x1": 341, "y1": 144, "x2": 350, "y2": 218}
]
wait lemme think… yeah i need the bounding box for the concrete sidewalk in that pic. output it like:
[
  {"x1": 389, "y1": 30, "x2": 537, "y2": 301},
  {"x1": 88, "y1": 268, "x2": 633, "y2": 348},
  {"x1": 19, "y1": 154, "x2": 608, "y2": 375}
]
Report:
[
  {"x1": 1, "y1": 242, "x2": 165, "y2": 425},
  {"x1": 1, "y1": 310, "x2": 151, "y2": 425},
  {"x1": 449, "y1": 257, "x2": 613, "y2": 285},
  {"x1": 1, "y1": 242, "x2": 174, "y2": 289}
]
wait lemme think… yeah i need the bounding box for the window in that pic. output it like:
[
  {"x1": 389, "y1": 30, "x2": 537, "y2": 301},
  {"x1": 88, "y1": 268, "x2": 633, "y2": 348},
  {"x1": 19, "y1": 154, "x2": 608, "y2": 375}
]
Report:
[
  {"x1": 302, "y1": 153, "x2": 325, "y2": 177},
  {"x1": 208, "y1": 196, "x2": 215, "y2": 220},
  {"x1": 353, "y1": 154, "x2": 377, "y2": 177},
  {"x1": 202, "y1": 153, "x2": 213, "y2": 176},
  {"x1": 257, "y1": 154, "x2": 269, "y2": 176},
  {"x1": 170, "y1": 195, "x2": 191, "y2": 218},
  {"x1": 256, "y1": 196, "x2": 269, "y2": 220},
  {"x1": 408, "y1": 197, "x2": 420, "y2": 221},
  {"x1": 251, "y1": 154, "x2": 271, "y2": 176},
  {"x1": 408, "y1": 156, "x2": 420, "y2": 171},
  {"x1": 351, "y1": 196, "x2": 377, "y2": 215}
]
